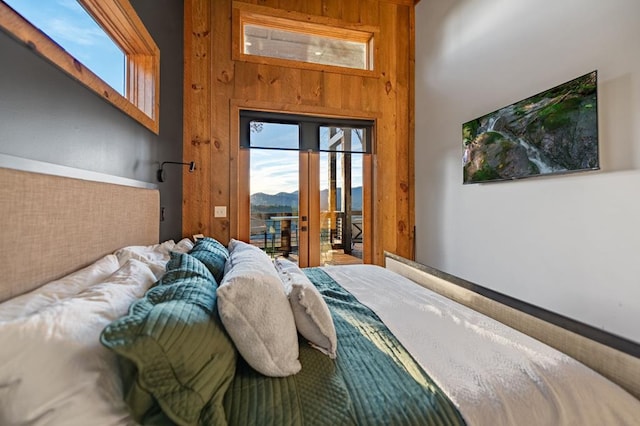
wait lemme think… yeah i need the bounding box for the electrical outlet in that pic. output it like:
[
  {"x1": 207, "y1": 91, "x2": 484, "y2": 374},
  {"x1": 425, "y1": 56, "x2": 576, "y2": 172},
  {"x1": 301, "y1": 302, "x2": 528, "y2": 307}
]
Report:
[{"x1": 214, "y1": 206, "x2": 227, "y2": 218}]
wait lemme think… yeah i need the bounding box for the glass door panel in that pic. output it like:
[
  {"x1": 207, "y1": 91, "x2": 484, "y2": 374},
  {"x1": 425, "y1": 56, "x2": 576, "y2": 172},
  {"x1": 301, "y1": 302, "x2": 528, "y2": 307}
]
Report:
[
  {"x1": 241, "y1": 112, "x2": 371, "y2": 267},
  {"x1": 249, "y1": 143, "x2": 300, "y2": 261},
  {"x1": 318, "y1": 125, "x2": 365, "y2": 265}
]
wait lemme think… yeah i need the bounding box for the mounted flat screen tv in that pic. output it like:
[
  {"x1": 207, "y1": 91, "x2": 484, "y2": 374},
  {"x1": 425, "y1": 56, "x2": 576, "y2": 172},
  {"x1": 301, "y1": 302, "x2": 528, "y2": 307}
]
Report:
[{"x1": 462, "y1": 71, "x2": 599, "y2": 184}]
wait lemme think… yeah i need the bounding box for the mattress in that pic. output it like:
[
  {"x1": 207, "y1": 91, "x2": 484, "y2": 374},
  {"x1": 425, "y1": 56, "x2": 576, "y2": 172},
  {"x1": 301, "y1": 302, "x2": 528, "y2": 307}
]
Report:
[{"x1": 322, "y1": 264, "x2": 640, "y2": 425}]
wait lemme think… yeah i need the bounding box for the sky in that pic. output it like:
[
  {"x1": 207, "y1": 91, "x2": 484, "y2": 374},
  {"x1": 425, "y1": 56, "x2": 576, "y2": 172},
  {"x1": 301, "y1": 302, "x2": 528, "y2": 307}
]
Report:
[
  {"x1": 249, "y1": 123, "x2": 363, "y2": 195},
  {"x1": 5, "y1": 0, "x2": 125, "y2": 94}
]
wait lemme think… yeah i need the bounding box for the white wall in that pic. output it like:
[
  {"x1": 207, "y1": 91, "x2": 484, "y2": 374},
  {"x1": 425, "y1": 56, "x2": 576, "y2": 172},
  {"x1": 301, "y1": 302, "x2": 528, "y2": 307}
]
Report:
[{"x1": 414, "y1": 0, "x2": 640, "y2": 343}]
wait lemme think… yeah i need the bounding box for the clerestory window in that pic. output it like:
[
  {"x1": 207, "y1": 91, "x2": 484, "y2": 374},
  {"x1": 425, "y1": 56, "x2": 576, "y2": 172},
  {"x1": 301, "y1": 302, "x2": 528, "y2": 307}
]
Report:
[
  {"x1": 0, "y1": 0, "x2": 160, "y2": 133},
  {"x1": 234, "y1": 4, "x2": 376, "y2": 75}
]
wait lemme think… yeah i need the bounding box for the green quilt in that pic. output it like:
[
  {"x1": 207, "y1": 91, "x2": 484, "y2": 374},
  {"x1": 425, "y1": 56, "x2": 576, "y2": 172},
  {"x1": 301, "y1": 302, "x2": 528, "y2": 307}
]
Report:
[
  {"x1": 101, "y1": 253, "x2": 236, "y2": 426},
  {"x1": 214, "y1": 268, "x2": 466, "y2": 426}
]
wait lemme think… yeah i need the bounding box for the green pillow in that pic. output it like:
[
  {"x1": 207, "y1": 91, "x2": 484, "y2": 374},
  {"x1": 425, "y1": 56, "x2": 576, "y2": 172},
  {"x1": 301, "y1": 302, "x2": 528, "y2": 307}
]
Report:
[
  {"x1": 160, "y1": 251, "x2": 215, "y2": 285},
  {"x1": 188, "y1": 237, "x2": 229, "y2": 284},
  {"x1": 101, "y1": 252, "x2": 236, "y2": 426}
]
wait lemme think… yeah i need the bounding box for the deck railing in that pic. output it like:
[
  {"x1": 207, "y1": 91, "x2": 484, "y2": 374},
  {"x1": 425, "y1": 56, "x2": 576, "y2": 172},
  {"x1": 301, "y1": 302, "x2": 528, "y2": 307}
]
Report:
[{"x1": 250, "y1": 210, "x2": 362, "y2": 258}]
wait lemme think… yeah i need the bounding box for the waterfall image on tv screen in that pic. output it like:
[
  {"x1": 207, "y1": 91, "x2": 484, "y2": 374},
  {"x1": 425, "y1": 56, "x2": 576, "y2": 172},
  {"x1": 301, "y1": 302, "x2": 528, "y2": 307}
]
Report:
[{"x1": 462, "y1": 71, "x2": 599, "y2": 184}]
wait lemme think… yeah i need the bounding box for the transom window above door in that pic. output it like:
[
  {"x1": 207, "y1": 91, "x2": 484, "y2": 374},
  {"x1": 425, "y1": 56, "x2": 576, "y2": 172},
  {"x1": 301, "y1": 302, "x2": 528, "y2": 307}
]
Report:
[{"x1": 240, "y1": 111, "x2": 373, "y2": 153}]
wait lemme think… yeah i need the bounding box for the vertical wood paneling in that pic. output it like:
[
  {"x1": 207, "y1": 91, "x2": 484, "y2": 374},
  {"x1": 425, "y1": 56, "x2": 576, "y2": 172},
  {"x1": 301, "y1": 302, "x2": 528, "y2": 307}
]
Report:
[
  {"x1": 255, "y1": 64, "x2": 273, "y2": 101},
  {"x1": 236, "y1": 147, "x2": 251, "y2": 240},
  {"x1": 307, "y1": 152, "x2": 321, "y2": 265},
  {"x1": 362, "y1": 77, "x2": 380, "y2": 113},
  {"x1": 408, "y1": 4, "x2": 416, "y2": 259},
  {"x1": 341, "y1": 75, "x2": 364, "y2": 111},
  {"x1": 321, "y1": 0, "x2": 343, "y2": 19},
  {"x1": 360, "y1": 0, "x2": 380, "y2": 26},
  {"x1": 277, "y1": 0, "x2": 303, "y2": 14},
  {"x1": 298, "y1": 152, "x2": 310, "y2": 266},
  {"x1": 300, "y1": 70, "x2": 323, "y2": 106},
  {"x1": 184, "y1": 0, "x2": 415, "y2": 264},
  {"x1": 282, "y1": 68, "x2": 303, "y2": 104},
  {"x1": 256, "y1": 0, "x2": 279, "y2": 8},
  {"x1": 342, "y1": 0, "x2": 362, "y2": 23},
  {"x1": 297, "y1": 151, "x2": 321, "y2": 266},
  {"x1": 395, "y1": 5, "x2": 411, "y2": 258},
  {"x1": 259, "y1": 67, "x2": 304, "y2": 105},
  {"x1": 294, "y1": 1, "x2": 323, "y2": 16},
  {"x1": 375, "y1": 1, "x2": 398, "y2": 262},
  {"x1": 183, "y1": 0, "x2": 212, "y2": 237},
  {"x1": 363, "y1": 154, "x2": 374, "y2": 264},
  {"x1": 321, "y1": 72, "x2": 343, "y2": 109},
  {"x1": 211, "y1": 0, "x2": 234, "y2": 243},
  {"x1": 232, "y1": 62, "x2": 257, "y2": 100}
]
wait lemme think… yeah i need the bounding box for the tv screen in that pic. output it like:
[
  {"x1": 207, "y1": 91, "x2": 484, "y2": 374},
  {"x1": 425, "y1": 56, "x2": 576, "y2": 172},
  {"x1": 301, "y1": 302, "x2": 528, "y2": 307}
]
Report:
[{"x1": 462, "y1": 71, "x2": 599, "y2": 184}]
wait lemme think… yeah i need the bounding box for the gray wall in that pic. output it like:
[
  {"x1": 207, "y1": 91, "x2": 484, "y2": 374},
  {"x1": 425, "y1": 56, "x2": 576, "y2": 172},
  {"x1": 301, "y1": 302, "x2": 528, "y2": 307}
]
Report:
[
  {"x1": 415, "y1": 0, "x2": 640, "y2": 343},
  {"x1": 0, "y1": 0, "x2": 183, "y2": 242}
]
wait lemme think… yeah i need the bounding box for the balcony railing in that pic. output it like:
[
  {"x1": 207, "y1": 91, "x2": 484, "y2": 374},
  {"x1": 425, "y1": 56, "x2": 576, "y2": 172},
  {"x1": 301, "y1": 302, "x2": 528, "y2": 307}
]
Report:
[{"x1": 250, "y1": 210, "x2": 362, "y2": 258}]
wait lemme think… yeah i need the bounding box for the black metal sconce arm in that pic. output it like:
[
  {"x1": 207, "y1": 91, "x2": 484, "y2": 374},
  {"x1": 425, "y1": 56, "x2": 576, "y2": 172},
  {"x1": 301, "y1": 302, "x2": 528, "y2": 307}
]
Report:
[{"x1": 157, "y1": 161, "x2": 196, "y2": 182}]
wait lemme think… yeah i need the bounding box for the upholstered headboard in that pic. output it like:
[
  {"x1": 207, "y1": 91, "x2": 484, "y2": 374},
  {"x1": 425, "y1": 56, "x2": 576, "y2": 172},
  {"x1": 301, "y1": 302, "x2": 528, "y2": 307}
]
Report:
[{"x1": 0, "y1": 167, "x2": 159, "y2": 302}]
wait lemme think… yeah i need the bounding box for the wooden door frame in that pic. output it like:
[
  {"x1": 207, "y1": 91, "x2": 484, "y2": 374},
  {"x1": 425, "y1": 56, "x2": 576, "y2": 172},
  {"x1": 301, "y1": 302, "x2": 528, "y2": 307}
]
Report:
[
  {"x1": 298, "y1": 151, "x2": 322, "y2": 266},
  {"x1": 230, "y1": 100, "x2": 376, "y2": 265}
]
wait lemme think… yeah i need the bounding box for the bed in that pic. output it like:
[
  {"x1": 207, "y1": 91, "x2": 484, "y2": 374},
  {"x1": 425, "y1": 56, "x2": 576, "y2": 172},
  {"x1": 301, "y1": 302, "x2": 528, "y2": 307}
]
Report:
[{"x1": 1, "y1": 166, "x2": 639, "y2": 426}]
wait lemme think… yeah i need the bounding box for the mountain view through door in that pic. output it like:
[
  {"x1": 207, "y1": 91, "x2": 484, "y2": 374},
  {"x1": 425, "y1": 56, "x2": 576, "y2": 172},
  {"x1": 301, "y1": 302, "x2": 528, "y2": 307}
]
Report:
[{"x1": 247, "y1": 119, "x2": 366, "y2": 266}]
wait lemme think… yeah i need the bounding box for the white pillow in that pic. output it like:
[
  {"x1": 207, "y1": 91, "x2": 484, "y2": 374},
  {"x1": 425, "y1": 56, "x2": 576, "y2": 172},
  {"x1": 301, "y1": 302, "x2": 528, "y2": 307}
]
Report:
[
  {"x1": 274, "y1": 258, "x2": 338, "y2": 358},
  {"x1": 113, "y1": 240, "x2": 176, "y2": 279},
  {"x1": 273, "y1": 256, "x2": 299, "y2": 295},
  {"x1": 173, "y1": 237, "x2": 195, "y2": 253},
  {"x1": 217, "y1": 240, "x2": 301, "y2": 377},
  {"x1": 0, "y1": 259, "x2": 156, "y2": 426},
  {"x1": 0, "y1": 254, "x2": 120, "y2": 322},
  {"x1": 223, "y1": 238, "x2": 243, "y2": 276}
]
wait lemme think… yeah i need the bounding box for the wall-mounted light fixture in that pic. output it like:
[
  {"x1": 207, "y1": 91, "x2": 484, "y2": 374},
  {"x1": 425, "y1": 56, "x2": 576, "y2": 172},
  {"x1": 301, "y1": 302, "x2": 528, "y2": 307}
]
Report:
[{"x1": 157, "y1": 161, "x2": 195, "y2": 182}]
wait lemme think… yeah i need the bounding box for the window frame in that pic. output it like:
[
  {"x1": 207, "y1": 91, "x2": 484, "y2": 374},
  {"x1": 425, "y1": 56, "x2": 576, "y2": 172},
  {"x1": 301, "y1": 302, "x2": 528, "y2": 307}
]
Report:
[
  {"x1": 0, "y1": 0, "x2": 160, "y2": 134},
  {"x1": 239, "y1": 110, "x2": 373, "y2": 154},
  {"x1": 232, "y1": 2, "x2": 378, "y2": 77}
]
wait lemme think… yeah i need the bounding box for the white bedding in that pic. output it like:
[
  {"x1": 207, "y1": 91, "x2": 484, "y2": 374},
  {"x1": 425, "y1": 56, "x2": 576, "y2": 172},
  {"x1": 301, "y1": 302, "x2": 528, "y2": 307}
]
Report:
[
  {"x1": 2, "y1": 242, "x2": 638, "y2": 426},
  {"x1": 0, "y1": 259, "x2": 156, "y2": 426},
  {"x1": 323, "y1": 264, "x2": 640, "y2": 426},
  {"x1": 0, "y1": 254, "x2": 121, "y2": 322}
]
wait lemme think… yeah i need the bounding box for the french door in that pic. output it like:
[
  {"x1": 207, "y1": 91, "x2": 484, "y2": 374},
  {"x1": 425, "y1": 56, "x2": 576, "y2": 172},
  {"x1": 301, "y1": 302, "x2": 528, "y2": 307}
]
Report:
[{"x1": 238, "y1": 111, "x2": 373, "y2": 267}]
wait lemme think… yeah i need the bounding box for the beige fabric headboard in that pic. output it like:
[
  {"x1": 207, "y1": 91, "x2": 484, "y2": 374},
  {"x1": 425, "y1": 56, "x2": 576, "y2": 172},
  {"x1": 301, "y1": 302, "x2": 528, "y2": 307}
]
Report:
[{"x1": 0, "y1": 168, "x2": 159, "y2": 302}]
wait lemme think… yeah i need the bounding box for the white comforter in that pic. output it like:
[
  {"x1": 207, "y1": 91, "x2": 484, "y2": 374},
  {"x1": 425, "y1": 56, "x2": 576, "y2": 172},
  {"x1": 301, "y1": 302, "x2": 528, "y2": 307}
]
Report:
[{"x1": 322, "y1": 264, "x2": 640, "y2": 426}]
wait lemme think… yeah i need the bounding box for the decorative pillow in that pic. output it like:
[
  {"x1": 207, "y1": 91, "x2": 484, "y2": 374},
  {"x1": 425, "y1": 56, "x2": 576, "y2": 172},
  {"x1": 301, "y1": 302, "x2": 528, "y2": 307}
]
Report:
[
  {"x1": 0, "y1": 259, "x2": 156, "y2": 426},
  {"x1": 160, "y1": 251, "x2": 216, "y2": 285},
  {"x1": 272, "y1": 255, "x2": 304, "y2": 295},
  {"x1": 101, "y1": 251, "x2": 236, "y2": 426},
  {"x1": 217, "y1": 239, "x2": 301, "y2": 377},
  {"x1": 223, "y1": 238, "x2": 244, "y2": 275},
  {"x1": 188, "y1": 237, "x2": 229, "y2": 284},
  {"x1": 0, "y1": 254, "x2": 120, "y2": 321},
  {"x1": 274, "y1": 258, "x2": 338, "y2": 358}
]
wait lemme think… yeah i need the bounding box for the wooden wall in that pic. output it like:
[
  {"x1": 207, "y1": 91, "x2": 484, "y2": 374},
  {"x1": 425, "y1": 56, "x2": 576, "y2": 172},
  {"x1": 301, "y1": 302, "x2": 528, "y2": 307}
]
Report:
[{"x1": 183, "y1": 0, "x2": 415, "y2": 264}]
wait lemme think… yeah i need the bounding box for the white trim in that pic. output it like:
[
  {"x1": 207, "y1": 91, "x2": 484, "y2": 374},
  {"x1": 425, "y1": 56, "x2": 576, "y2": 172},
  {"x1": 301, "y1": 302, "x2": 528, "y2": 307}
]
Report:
[{"x1": 0, "y1": 153, "x2": 157, "y2": 189}]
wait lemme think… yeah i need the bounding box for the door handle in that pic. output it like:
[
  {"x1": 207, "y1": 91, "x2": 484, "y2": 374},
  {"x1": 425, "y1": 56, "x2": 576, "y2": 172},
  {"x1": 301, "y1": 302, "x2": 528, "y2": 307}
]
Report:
[{"x1": 301, "y1": 226, "x2": 308, "y2": 232}]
